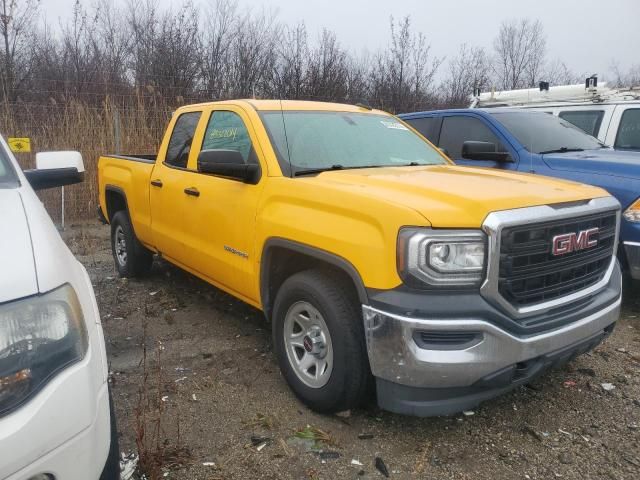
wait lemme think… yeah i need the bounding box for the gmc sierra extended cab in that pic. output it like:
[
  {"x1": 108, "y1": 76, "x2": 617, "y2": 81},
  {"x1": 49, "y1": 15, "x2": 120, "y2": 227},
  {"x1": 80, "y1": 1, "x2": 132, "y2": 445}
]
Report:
[{"x1": 99, "y1": 100, "x2": 622, "y2": 416}]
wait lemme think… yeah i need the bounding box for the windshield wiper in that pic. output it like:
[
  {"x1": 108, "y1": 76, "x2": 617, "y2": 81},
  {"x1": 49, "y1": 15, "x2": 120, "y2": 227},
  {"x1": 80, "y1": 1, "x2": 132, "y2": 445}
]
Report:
[
  {"x1": 539, "y1": 147, "x2": 585, "y2": 154},
  {"x1": 293, "y1": 162, "x2": 427, "y2": 176},
  {"x1": 293, "y1": 164, "x2": 345, "y2": 176}
]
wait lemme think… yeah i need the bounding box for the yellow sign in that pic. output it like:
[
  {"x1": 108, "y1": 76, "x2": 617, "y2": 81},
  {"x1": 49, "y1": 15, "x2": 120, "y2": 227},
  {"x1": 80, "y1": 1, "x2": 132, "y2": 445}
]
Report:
[{"x1": 8, "y1": 137, "x2": 31, "y2": 153}]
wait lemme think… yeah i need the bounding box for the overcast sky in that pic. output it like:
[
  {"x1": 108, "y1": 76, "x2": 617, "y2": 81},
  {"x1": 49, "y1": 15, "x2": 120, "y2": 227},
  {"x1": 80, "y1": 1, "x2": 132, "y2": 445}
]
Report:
[{"x1": 42, "y1": 0, "x2": 639, "y2": 84}]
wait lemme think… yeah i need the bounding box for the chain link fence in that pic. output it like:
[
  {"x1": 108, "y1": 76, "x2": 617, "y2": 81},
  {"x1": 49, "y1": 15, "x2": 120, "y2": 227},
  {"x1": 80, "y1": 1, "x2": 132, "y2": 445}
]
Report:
[{"x1": 1, "y1": 98, "x2": 173, "y2": 224}]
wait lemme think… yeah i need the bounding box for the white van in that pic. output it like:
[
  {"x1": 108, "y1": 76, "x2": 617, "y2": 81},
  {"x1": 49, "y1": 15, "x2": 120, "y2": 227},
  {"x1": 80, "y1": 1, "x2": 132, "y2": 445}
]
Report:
[
  {"x1": 471, "y1": 81, "x2": 640, "y2": 151},
  {"x1": 0, "y1": 136, "x2": 118, "y2": 479}
]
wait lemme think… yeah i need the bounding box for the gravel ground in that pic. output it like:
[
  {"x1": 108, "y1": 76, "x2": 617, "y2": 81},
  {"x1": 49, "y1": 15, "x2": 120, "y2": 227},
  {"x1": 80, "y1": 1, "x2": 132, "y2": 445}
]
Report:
[{"x1": 63, "y1": 222, "x2": 640, "y2": 480}]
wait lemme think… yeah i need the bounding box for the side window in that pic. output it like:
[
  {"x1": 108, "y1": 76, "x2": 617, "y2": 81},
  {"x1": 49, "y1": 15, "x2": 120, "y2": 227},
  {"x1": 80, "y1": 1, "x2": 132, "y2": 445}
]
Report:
[
  {"x1": 438, "y1": 116, "x2": 505, "y2": 159},
  {"x1": 202, "y1": 111, "x2": 253, "y2": 163},
  {"x1": 614, "y1": 109, "x2": 640, "y2": 150},
  {"x1": 405, "y1": 117, "x2": 440, "y2": 143},
  {"x1": 558, "y1": 110, "x2": 604, "y2": 137},
  {"x1": 165, "y1": 112, "x2": 202, "y2": 168}
]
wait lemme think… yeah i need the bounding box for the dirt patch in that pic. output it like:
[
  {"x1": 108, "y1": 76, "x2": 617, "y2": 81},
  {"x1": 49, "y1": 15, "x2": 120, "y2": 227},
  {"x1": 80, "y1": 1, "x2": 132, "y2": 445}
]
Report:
[{"x1": 64, "y1": 222, "x2": 640, "y2": 480}]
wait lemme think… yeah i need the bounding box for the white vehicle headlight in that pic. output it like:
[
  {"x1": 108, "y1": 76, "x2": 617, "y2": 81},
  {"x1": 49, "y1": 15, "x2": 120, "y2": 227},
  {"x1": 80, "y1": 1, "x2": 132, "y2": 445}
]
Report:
[
  {"x1": 398, "y1": 228, "x2": 486, "y2": 287},
  {"x1": 0, "y1": 284, "x2": 88, "y2": 416},
  {"x1": 623, "y1": 198, "x2": 640, "y2": 223}
]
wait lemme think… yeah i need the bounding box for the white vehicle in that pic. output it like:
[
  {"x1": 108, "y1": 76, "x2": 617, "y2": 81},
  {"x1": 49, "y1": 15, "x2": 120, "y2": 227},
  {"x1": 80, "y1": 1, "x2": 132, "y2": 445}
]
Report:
[
  {"x1": 0, "y1": 136, "x2": 118, "y2": 480},
  {"x1": 471, "y1": 80, "x2": 640, "y2": 151}
]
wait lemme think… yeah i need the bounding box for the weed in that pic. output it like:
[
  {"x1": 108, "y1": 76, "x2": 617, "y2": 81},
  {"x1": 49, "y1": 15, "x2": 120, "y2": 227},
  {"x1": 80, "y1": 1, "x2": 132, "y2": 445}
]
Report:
[
  {"x1": 132, "y1": 311, "x2": 192, "y2": 479},
  {"x1": 244, "y1": 412, "x2": 277, "y2": 430},
  {"x1": 294, "y1": 425, "x2": 334, "y2": 447}
]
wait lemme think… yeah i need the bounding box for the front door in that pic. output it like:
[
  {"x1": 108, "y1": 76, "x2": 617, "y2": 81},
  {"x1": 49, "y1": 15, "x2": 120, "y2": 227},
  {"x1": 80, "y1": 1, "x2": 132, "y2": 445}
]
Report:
[
  {"x1": 438, "y1": 115, "x2": 515, "y2": 170},
  {"x1": 180, "y1": 106, "x2": 266, "y2": 302}
]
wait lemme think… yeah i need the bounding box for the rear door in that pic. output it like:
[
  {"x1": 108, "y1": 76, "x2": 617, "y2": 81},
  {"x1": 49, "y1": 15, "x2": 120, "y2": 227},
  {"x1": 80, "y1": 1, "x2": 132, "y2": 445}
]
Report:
[
  {"x1": 558, "y1": 109, "x2": 608, "y2": 140},
  {"x1": 149, "y1": 110, "x2": 203, "y2": 264}
]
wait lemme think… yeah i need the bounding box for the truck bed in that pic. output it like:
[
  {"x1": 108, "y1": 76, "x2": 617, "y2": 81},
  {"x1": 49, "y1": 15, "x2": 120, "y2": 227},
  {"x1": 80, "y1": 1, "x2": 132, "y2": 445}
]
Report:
[
  {"x1": 105, "y1": 154, "x2": 157, "y2": 163},
  {"x1": 98, "y1": 153, "x2": 157, "y2": 248}
]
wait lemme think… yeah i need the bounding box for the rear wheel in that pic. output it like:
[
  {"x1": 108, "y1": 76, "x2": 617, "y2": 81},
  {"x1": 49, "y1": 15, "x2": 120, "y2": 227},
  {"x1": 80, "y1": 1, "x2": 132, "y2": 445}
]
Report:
[
  {"x1": 272, "y1": 269, "x2": 371, "y2": 413},
  {"x1": 110, "y1": 211, "x2": 153, "y2": 277}
]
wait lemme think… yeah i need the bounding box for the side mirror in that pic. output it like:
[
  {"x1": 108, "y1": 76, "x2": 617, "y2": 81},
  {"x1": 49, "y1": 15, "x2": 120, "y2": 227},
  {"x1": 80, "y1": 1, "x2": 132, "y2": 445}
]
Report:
[
  {"x1": 461, "y1": 141, "x2": 512, "y2": 162},
  {"x1": 24, "y1": 151, "x2": 85, "y2": 190},
  {"x1": 197, "y1": 149, "x2": 260, "y2": 184}
]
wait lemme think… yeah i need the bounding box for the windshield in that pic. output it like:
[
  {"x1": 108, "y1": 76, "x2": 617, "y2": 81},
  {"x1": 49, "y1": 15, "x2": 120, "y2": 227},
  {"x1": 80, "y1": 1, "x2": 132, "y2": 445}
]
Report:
[
  {"x1": 491, "y1": 111, "x2": 604, "y2": 154},
  {"x1": 261, "y1": 111, "x2": 447, "y2": 175},
  {"x1": 0, "y1": 142, "x2": 19, "y2": 188}
]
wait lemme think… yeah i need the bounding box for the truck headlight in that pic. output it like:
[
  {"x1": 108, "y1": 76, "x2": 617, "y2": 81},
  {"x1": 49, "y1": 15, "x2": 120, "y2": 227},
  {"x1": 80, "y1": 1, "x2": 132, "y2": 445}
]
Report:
[
  {"x1": 398, "y1": 228, "x2": 486, "y2": 287},
  {"x1": 0, "y1": 284, "x2": 88, "y2": 417},
  {"x1": 623, "y1": 198, "x2": 640, "y2": 223}
]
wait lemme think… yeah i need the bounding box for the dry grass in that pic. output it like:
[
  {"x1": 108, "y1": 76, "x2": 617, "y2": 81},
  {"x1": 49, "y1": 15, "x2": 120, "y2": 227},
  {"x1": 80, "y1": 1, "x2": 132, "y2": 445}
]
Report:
[
  {"x1": 0, "y1": 96, "x2": 173, "y2": 223},
  {"x1": 133, "y1": 311, "x2": 192, "y2": 480}
]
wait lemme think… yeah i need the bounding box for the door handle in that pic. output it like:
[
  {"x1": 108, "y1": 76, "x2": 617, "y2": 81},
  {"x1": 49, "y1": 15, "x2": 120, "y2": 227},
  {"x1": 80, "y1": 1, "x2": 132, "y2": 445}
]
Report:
[
  {"x1": 150, "y1": 179, "x2": 163, "y2": 187},
  {"x1": 184, "y1": 187, "x2": 200, "y2": 197}
]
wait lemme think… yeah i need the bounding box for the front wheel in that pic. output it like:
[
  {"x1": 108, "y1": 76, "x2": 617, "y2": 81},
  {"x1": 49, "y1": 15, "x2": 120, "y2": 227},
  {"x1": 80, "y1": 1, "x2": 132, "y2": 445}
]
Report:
[
  {"x1": 100, "y1": 386, "x2": 120, "y2": 480},
  {"x1": 110, "y1": 211, "x2": 153, "y2": 278},
  {"x1": 272, "y1": 269, "x2": 371, "y2": 413}
]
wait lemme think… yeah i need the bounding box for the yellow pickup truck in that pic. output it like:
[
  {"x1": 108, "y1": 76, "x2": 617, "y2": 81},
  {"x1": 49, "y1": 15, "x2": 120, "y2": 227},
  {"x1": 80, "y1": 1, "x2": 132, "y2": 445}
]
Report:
[{"x1": 99, "y1": 100, "x2": 622, "y2": 416}]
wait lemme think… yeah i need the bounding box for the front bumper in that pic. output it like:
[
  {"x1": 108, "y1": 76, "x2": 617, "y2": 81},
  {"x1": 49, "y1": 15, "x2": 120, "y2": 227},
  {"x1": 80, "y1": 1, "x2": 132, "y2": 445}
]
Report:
[
  {"x1": 363, "y1": 263, "x2": 622, "y2": 416},
  {"x1": 623, "y1": 241, "x2": 640, "y2": 280},
  {"x1": 0, "y1": 348, "x2": 111, "y2": 480}
]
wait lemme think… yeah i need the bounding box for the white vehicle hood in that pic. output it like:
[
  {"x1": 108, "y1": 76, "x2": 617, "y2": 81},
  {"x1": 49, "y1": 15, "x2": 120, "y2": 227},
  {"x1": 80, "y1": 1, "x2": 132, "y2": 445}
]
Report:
[{"x1": 0, "y1": 189, "x2": 38, "y2": 302}]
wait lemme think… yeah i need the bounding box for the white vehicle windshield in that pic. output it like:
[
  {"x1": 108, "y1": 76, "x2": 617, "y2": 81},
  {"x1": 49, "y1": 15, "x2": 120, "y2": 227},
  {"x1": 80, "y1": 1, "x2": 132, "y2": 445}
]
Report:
[
  {"x1": 261, "y1": 111, "x2": 447, "y2": 175},
  {"x1": 491, "y1": 111, "x2": 604, "y2": 154},
  {"x1": 0, "y1": 145, "x2": 19, "y2": 188}
]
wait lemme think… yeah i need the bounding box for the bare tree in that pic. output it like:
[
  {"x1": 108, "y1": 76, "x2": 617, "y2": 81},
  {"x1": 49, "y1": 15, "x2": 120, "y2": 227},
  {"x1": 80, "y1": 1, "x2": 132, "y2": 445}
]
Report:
[
  {"x1": 370, "y1": 16, "x2": 441, "y2": 112},
  {"x1": 0, "y1": 0, "x2": 40, "y2": 101},
  {"x1": 610, "y1": 61, "x2": 640, "y2": 88},
  {"x1": 201, "y1": 0, "x2": 237, "y2": 98},
  {"x1": 58, "y1": 1, "x2": 105, "y2": 99},
  {"x1": 442, "y1": 44, "x2": 491, "y2": 107},
  {"x1": 543, "y1": 59, "x2": 579, "y2": 86},
  {"x1": 229, "y1": 8, "x2": 279, "y2": 98},
  {"x1": 127, "y1": 0, "x2": 201, "y2": 101},
  {"x1": 271, "y1": 22, "x2": 308, "y2": 98},
  {"x1": 306, "y1": 29, "x2": 349, "y2": 100},
  {"x1": 493, "y1": 18, "x2": 546, "y2": 89},
  {"x1": 94, "y1": 0, "x2": 131, "y2": 89}
]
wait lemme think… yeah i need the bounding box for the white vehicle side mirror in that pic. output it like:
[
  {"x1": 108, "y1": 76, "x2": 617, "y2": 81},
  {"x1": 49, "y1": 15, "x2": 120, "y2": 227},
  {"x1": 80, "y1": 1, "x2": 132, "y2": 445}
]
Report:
[{"x1": 24, "y1": 151, "x2": 85, "y2": 190}]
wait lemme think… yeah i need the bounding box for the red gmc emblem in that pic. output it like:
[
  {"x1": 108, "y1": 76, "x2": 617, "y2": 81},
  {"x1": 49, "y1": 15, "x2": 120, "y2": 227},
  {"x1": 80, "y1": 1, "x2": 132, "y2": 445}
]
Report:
[{"x1": 551, "y1": 228, "x2": 599, "y2": 256}]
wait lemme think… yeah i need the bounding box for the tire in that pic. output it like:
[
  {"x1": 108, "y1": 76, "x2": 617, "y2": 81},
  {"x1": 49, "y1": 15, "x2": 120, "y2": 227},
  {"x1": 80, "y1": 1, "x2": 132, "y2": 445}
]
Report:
[
  {"x1": 100, "y1": 386, "x2": 120, "y2": 480},
  {"x1": 272, "y1": 269, "x2": 371, "y2": 413},
  {"x1": 111, "y1": 210, "x2": 153, "y2": 278}
]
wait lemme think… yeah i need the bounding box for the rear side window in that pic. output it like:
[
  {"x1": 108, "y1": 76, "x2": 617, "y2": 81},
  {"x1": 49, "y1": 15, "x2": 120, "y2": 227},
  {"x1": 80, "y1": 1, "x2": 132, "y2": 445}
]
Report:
[
  {"x1": 615, "y1": 109, "x2": 640, "y2": 150},
  {"x1": 438, "y1": 116, "x2": 505, "y2": 159},
  {"x1": 405, "y1": 117, "x2": 440, "y2": 143},
  {"x1": 165, "y1": 112, "x2": 202, "y2": 168},
  {"x1": 558, "y1": 110, "x2": 604, "y2": 137},
  {"x1": 202, "y1": 111, "x2": 253, "y2": 163}
]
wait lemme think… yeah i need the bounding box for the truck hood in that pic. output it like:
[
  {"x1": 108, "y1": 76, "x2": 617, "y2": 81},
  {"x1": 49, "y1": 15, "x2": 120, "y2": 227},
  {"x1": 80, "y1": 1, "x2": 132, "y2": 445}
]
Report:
[
  {"x1": 542, "y1": 148, "x2": 640, "y2": 180},
  {"x1": 310, "y1": 165, "x2": 607, "y2": 227},
  {"x1": 0, "y1": 190, "x2": 38, "y2": 302}
]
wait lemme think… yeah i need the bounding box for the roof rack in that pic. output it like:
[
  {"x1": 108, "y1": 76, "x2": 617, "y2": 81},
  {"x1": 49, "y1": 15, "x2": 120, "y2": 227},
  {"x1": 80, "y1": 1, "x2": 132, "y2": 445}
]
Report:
[{"x1": 470, "y1": 76, "x2": 640, "y2": 108}]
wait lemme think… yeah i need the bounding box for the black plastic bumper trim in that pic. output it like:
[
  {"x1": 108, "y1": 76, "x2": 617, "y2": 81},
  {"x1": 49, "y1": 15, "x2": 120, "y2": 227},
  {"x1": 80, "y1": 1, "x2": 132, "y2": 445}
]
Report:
[{"x1": 376, "y1": 324, "x2": 613, "y2": 417}]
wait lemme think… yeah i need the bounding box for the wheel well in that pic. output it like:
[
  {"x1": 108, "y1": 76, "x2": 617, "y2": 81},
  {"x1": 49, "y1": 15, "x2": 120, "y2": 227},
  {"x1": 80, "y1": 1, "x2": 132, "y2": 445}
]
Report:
[
  {"x1": 105, "y1": 188, "x2": 128, "y2": 221},
  {"x1": 261, "y1": 243, "x2": 367, "y2": 320}
]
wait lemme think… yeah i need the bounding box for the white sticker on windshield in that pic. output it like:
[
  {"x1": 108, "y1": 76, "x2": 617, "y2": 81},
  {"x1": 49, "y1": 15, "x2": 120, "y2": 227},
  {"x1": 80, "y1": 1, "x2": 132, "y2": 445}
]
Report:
[{"x1": 380, "y1": 120, "x2": 408, "y2": 131}]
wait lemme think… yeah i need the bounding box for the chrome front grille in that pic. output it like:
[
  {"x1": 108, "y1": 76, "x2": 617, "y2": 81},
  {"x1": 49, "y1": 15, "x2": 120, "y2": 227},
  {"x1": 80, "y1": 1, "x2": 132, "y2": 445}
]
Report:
[
  {"x1": 481, "y1": 197, "x2": 620, "y2": 322},
  {"x1": 498, "y1": 212, "x2": 617, "y2": 307}
]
